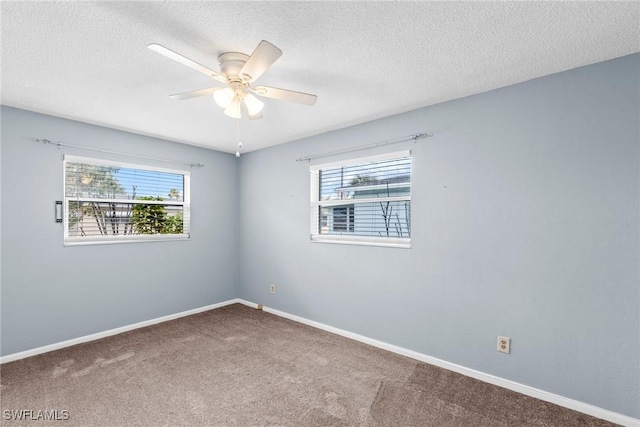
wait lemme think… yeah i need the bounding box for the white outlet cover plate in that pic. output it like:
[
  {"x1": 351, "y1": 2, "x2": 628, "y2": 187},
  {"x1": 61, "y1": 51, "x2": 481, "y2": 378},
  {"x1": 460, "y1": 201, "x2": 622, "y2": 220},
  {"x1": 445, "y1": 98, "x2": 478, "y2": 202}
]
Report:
[{"x1": 498, "y1": 336, "x2": 511, "y2": 354}]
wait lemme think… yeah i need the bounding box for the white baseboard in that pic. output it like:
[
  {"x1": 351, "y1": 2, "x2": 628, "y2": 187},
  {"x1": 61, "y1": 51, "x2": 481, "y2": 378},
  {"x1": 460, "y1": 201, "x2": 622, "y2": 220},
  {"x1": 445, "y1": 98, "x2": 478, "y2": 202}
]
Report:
[
  {"x1": 2, "y1": 298, "x2": 637, "y2": 426},
  {"x1": 237, "y1": 299, "x2": 639, "y2": 427},
  {"x1": 0, "y1": 298, "x2": 242, "y2": 364}
]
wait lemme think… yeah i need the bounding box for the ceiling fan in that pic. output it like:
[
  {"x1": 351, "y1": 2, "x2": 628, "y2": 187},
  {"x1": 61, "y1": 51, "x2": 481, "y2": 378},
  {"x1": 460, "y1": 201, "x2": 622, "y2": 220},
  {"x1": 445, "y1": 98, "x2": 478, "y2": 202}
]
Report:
[{"x1": 148, "y1": 40, "x2": 317, "y2": 120}]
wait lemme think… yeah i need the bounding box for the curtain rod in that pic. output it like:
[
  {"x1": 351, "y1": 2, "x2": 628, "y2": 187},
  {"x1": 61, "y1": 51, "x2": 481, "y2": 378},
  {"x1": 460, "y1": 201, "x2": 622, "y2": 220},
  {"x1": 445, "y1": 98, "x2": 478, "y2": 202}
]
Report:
[
  {"x1": 295, "y1": 132, "x2": 433, "y2": 163},
  {"x1": 33, "y1": 138, "x2": 204, "y2": 168}
]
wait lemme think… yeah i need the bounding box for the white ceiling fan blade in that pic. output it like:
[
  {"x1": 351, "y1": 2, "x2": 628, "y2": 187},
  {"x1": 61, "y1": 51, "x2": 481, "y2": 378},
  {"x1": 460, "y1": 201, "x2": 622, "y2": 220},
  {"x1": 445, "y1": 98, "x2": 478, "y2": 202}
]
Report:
[
  {"x1": 252, "y1": 86, "x2": 317, "y2": 106},
  {"x1": 169, "y1": 87, "x2": 219, "y2": 100},
  {"x1": 147, "y1": 43, "x2": 227, "y2": 84},
  {"x1": 239, "y1": 40, "x2": 282, "y2": 82}
]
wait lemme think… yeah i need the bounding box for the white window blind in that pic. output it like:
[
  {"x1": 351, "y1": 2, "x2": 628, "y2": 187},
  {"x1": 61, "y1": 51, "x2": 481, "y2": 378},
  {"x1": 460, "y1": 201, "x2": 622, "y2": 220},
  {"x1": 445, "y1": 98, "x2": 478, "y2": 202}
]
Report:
[
  {"x1": 63, "y1": 155, "x2": 190, "y2": 245},
  {"x1": 310, "y1": 150, "x2": 411, "y2": 248}
]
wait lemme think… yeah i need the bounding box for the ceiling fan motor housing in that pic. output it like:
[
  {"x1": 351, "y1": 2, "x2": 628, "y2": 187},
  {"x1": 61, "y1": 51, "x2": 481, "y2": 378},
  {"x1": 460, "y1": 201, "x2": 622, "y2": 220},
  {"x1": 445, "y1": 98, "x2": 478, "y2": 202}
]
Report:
[{"x1": 218, "y1": 52, "x2": 251, "y2": 82}]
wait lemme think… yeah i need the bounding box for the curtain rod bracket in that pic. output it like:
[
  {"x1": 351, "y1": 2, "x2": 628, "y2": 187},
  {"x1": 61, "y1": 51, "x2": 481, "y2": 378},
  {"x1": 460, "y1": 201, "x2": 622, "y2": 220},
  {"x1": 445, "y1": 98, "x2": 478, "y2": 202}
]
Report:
[
  {"x1": 412, "y1": 133, "x2": 432, "y2": 142},
  {"x1": 37, "y1": 138, "x2": 61, "y2": 149}
]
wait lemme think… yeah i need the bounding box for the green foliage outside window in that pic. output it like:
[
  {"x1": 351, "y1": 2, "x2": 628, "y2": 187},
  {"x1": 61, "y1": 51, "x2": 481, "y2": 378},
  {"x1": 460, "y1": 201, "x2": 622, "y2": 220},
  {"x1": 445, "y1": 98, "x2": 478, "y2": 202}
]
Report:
[{"x1": 132, "y1": 196, "x2": 183, "y2": 235}]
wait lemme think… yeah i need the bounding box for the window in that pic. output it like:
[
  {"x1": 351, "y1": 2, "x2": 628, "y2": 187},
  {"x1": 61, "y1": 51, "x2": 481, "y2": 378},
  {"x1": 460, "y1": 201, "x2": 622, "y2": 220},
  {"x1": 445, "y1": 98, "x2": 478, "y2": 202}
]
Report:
[
  {"x1": 332, "y1": 206, "x2": 354, "y2": 232},
  {"x1": 310, "y1": 150, "x2": 411, "y2": 248},
  {"x1": 63, "y1": 155, "x2": 190, "y2": 245}
]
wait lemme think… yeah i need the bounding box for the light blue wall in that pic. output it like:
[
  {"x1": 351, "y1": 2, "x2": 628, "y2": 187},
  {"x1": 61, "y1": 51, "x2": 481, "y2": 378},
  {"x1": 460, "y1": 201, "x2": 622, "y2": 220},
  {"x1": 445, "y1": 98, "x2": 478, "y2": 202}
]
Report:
[
  {"x1": 1, "y1": 54, "x2": 638, "y2": 418},
  {"x1": 238, "y1": 54, "x2": 640, "y2": 418},
  {"x1": 0, "y1": 106, "x2": 239, "y2": 356}
]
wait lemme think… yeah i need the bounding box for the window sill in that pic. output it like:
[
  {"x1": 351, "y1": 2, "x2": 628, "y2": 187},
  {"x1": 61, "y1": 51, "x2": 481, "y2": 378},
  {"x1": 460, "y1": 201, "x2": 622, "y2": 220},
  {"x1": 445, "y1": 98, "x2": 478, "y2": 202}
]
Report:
[
  {"x1": 64, "y1": 234, "x2": 190, "y2": 246},
  {"x1": 310, "y1": 235, "x2": 411, "y2": 249}
]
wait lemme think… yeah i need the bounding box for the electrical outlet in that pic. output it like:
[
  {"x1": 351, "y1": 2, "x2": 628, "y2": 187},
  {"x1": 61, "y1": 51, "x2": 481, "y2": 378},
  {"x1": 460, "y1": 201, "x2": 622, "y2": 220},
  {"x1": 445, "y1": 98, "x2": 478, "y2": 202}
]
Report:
[
  {"x1": 497, "y1": 336, "x2": 510, "y2": 354},
  {"x1": 269, "y1": 284, "x2": 276, "y2": 294}
]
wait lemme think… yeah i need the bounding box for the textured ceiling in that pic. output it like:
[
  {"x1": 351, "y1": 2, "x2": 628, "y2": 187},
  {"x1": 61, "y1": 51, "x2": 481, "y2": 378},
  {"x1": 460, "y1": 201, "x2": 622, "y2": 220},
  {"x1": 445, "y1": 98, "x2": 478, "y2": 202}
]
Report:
[{"x1": 1, "y1": 1, "x2": 639, "y2": 154}]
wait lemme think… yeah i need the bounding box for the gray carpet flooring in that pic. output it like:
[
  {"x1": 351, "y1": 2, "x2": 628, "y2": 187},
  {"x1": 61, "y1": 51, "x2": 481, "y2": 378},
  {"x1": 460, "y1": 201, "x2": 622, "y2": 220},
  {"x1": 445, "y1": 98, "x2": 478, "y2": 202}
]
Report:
[{"x1": 0, "y1": 304, "x2": 615, "y2": 426}]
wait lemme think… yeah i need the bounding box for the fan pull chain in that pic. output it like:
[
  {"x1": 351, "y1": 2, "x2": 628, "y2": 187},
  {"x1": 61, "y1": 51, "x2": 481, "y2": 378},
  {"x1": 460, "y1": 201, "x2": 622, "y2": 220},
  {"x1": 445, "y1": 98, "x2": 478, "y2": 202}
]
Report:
[{"x1": 235, "y1": 118, "x2": 243, "y2": 158}]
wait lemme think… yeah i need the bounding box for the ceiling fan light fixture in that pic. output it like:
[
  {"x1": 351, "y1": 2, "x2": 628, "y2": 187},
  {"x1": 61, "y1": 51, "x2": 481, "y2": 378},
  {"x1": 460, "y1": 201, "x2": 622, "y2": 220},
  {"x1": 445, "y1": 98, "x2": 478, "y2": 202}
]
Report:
[
  {"x1": 243, "y1": 93, "x2": 264, "y2": 116},
  {"x1": 213, "y1": 87, "x2": 234, "y2": 108},
  {"x1": 224, "y1": 100, "x2": 242, "y2": 119},
  {"x1": 150, "y1": 40, "x2": 318, "y2": 122}
]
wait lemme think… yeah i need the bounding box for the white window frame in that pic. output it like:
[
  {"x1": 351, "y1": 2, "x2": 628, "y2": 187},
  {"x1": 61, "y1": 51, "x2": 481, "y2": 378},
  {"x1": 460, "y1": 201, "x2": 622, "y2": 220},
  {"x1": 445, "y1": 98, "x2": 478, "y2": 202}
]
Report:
[
  {"x1": 309, "y1": 150, "x2": 411, "y2": 249},
  {"x1": 63, "y1": 155, "x2": 191, "y2": 246}
]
